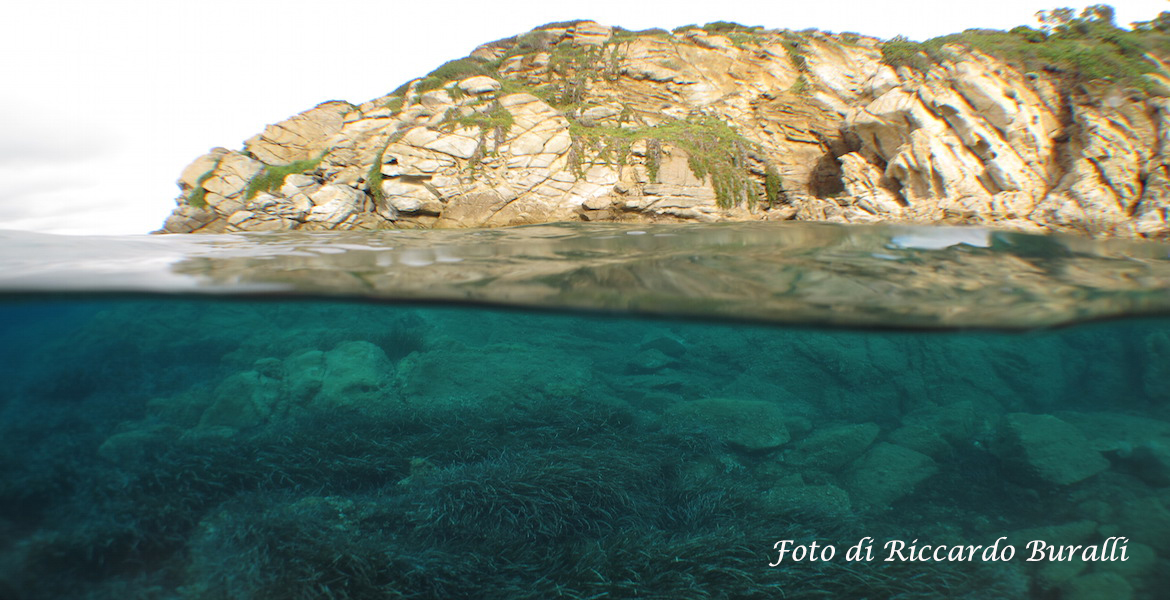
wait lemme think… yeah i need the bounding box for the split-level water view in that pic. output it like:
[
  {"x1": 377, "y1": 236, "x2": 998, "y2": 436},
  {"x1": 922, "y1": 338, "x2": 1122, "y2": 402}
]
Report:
[{"x1": 1, "y1": 223, "x2": 1168, "y2": 599}]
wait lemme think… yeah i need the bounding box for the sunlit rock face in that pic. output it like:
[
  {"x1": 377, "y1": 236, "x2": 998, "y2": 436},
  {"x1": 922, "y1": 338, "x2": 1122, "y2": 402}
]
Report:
[{"x1": 161, "y1": 20, "x2": 1170, "y2": 239}]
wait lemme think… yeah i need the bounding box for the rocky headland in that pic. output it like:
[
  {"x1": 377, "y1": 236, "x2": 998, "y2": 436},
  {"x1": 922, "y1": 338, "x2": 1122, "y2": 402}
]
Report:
[{"x1": 160, "y1": 13, "x2": 1170, "y2": 238}]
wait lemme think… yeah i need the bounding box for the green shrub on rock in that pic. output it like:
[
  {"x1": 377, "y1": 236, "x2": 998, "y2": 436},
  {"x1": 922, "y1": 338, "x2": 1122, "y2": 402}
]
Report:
[
  {"x1": 878, "y1": 6, "x2": 1170, "y2": 90},
  {"x1": 244, "y1": 155, "x2": 324, "y2": 200}
]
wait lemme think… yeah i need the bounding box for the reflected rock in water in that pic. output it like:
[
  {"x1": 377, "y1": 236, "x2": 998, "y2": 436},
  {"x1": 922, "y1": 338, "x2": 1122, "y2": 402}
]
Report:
[{"x1": 4, "y1": 222, "x2": 1170, "y2": 328}]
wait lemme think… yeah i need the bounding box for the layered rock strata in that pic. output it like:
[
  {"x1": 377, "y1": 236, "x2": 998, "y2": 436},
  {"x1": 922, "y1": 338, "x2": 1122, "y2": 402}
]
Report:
[{"x1": 161, "y1": 21, "x2": 1170, "y2": 238}]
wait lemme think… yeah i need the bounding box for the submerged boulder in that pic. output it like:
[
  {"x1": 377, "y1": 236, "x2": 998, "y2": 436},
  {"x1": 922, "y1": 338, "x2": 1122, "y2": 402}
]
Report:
[
  {"x1": 199, "y1": 369, "x2": 282, "y2": 429},
  {"x1": 191, "y1": 341, "x2": 397, "y2": 432},
  {"x1": 993, "y1": 413, "x2": 1109, "y2": 486},
  {"x1": 845, "y1": 442, "x2": 938, "y2": 509},
  {"x1": 316, "y1": 341, "x2": 395, "y2": 412},
  {"x1": 98, "y1": 424, "x2": 181, "y2": 463},
  {"x1": 395, "y1": 339, "x2": 595, "y2": 414},
  {"x1": 784, "y1": 422, "x2": 880, "y2": 471},
  {"x1": 762, "y1": 482, "x2": 853, "y2": 518},
  {"x1": 1061, "y1": 572, "x2": 1134, "y2": 600},
  {"x1": 664, "y1": 398, "x2": 791, "y2": 451}
]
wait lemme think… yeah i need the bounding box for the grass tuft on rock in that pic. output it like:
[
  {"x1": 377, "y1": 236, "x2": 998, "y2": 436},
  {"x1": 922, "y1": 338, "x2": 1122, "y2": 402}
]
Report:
[
  {"x1": 244, "y1": 155, "x2": 324, "y2": 200},
  {"x1": 441, "y1": 100, "x2": 515, "y2": 134},
  {"x1": 570, "y1": 116, "x2": 771, "y2": 209},
  {"x1": 399, "y1": 57, "x2": 497, "y2": 96},
  {"x1": 186, "y1": 167, "x2": 219, "y2": 209},
  {"x1": 382, "y1": 96, "x2": 404, "y2": 113}
]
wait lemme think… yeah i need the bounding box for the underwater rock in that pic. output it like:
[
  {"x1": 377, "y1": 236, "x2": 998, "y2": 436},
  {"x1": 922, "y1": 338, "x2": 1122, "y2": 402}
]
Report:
[
  {"x1": 199, "y1": 370, "x2": 281, "y2": 430},
  {"x1": 97, "y1": 424, "x2": 181, "y2": 463},
  {"x1": 761, "y1": 483, "x2": 852, "y2": 518},
  {"x1": 664, "y1": 398, "x2": 791, "y2": 451},
  {"x1": 1096, "y1": 541, "x2": 1157, "y2": 582},
  {"x1": 1142, "y1": 331, "x2": 1170, "y2": 403},
  {"x1": 782, "y1": 415, "x2": 814, "y2": 439},
  {"x1": 993, "y1": 413, "x2": 1109, "y2": 487},
  {"x1": 638, "y1": 334, "x2": 688, "y2": 358},
  {"x1": 784, "y1": 422, "x2": 880, "y2": 471},
  {"x1": 1033, "y1": 557, "x2": 1088, "y2": 592},
  {"x1": 1060, "y1": 572, "x2": 1134, "y2": 600},
  {"x1": 1003, "y1": 520, "x2": 1098, "y2": 551},
  {"x1": 252, "y1": 356, "x2": 282, "y2": 378},
  {"x1": 283, "y1": 349, "x2": 326, "y2": 403},
  {"x1": 1116, "y1": 497, "x2": 1170, "y2": 554},
  {"x1": 396, "y1": 340, "x2": 593, "y2": 413},
  {"x1": 1116, "y1": 441, "x2": 1170, "y2": 487},
  {"x1": 14, "y1": 300, "x2": 1170, "y2": 598},
  {"x1": 1059, "y1": 411, "x2": 1170, "y2": 486},
  {"x1": 146, "y1": 391, "x2": 214, "y2": 428},
  {"x1": 845, "y1": 442, "x2": 938, "y2": 509},
  {"x1": 316, "y1": 341, "x2": 395, "y2": 412},
  {"x1": 886, "y1": 424, "x2": 950, "y2": 458},
  {"x1": 195, "y1": 341, "x2": 396, "y2": 429},
  {"x1": 900, "y1": 400, "x2": 991, "y2": 446},
  {"x1": 626, "y1": 348, "x2": 676, "y2": 373}
]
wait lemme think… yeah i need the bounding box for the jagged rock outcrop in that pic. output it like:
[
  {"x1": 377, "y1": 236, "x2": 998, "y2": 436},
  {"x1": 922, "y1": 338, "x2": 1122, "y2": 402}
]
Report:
[{"x1": 161, "y1": 20, "x2": 1170, "y2": 238}]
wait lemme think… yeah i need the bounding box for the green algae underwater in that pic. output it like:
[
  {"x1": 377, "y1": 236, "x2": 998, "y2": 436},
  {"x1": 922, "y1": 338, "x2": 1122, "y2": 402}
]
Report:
[{"x1": 2, "y1": 223, "x2": 1170, "y2": 599}]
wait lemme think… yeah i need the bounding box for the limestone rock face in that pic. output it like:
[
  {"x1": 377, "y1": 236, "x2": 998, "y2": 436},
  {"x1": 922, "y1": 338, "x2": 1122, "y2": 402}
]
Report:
[
  {"x1": 306, "y1": 184, "x2": 369, "y2": 227},
  {"x1": 160, "y1": 21, "x2": 1170, "y2": 238},
  {"x1": 245, "y1": 101, "x2": 351, "y2": 166}
]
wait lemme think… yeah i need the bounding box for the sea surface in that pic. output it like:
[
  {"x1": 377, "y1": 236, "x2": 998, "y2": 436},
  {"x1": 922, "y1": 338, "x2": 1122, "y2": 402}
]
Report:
[{"x1": 1, "y1": 222, "x2": 1168, "y2": 599}]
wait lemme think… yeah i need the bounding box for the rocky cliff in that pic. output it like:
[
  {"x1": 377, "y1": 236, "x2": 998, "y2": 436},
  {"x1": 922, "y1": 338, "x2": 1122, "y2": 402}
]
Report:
[{"x1": 160, "y1": 20, "x2": 1170, "y2": 238}]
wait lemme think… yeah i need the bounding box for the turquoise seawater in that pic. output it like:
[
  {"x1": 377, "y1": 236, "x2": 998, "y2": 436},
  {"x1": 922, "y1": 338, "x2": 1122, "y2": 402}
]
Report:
[{"x1": 1, "y1": 223, "x2": 1170, "y2": 599}]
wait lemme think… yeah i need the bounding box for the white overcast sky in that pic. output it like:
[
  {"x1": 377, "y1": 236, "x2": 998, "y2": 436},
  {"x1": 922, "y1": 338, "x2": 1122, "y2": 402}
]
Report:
[{"x1": 1, "y1": 0, "x2": 1166, "y2": 235}]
